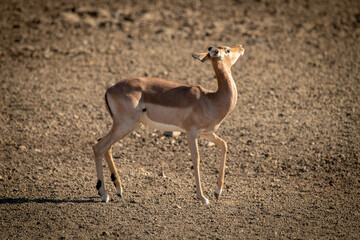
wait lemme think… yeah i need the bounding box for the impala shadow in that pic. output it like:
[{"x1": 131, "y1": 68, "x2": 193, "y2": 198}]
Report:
[{"x1": 0, "y1": 197, "x2": 97, "y2": 204}]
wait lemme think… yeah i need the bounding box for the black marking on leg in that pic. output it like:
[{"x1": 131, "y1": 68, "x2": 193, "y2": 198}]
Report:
[
  {"x1": 142, "y1": 108, "x2": 147, "y2": 113},
  {"x1": 97, "y1": 137, "x2": 102, "y2": 142},
  {"x1": 111, "y1": 173, "x2": 117, "y2": 187},
  {"x1": 111, "y1": 173, "x2": 116, "y2": 182},
  {"x1": 96, "y1": 180, "x2": 102, "y2": 190}
]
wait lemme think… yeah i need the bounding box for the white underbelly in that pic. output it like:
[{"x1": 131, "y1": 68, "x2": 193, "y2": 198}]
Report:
[{"x1": 140, "y1": 112, "x2": 184, "y2": 132}]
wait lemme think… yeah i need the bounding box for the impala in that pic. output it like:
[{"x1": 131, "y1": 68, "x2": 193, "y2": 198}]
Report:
[{"x1": 93, "y1": 45, "x2": 245, "y2": 204}]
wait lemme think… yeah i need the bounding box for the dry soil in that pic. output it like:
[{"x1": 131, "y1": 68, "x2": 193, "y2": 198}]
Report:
[{"x1": 0, "y1": 0, "x2": 359, "y2": 239}]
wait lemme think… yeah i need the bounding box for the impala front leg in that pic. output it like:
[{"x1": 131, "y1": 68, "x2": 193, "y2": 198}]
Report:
[
  {"x1": 187, "y1": 129, "x2": 209, "y2": 205},
  {"x1": 202, "y1": 132, "x2": 227, "y2": 200},
  {"x1": 104, "y1": 147, "x2": 123, "y2": 197}
]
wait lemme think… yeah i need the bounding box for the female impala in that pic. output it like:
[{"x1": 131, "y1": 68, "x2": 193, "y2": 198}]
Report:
[{"x1": 93, "y1": 45, "x2": 245, "y2": 204}]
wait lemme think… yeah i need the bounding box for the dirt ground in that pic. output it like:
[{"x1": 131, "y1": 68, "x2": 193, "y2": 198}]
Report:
[{"x1": 0, "y1": 0, "x2": 359, "y2": 239}]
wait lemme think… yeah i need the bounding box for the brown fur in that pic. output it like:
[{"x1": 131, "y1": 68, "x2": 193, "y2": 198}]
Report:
[
  {"x1": 107, "y1": 77, "x2": 209, "y2": 109},
  {"x1": 104, "y1": 92, "x2": 113, "y2": 116}
]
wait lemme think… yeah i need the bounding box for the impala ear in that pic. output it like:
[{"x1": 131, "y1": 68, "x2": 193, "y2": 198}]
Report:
[{"x1": 192, "y1": 52, "x2": 210, "y2": 63}]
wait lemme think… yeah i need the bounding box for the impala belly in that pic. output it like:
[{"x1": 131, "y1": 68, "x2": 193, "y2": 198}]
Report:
[
  {"x1": 140, "y1": 112, "x2": 184, "y2": 132},
  {"x1": 139, "y1": 102, "x2": 225, "y2": 133},
  {"x1": 140, "y1": 104, "x2": 185, "y2": 132}
]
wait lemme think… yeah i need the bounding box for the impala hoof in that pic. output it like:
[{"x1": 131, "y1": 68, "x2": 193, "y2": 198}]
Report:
[
  {"x1": 202, "y1": 198, "x2": 210, "y2": 205},
  {"x1": 101, "y1": 195, "x2": 110, "y2": 203},
  {"x1": 116, "y1": 188, "x2": 123, "y2": 198},
  {"x1": 214, "y1": 189, "x2": 222, "y2": 200}
]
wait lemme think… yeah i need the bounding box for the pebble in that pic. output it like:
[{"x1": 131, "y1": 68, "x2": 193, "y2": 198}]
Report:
[
  {"x1": 60, "y1": 12, "x2": 81, "y2": 25},
  {"x1": 172, "y1": 131, "x2": 181, "y2": 137},
  {"x1": 43, "y1": 48, "x2": 52, "y2": 59},
  {"x1": 19, "y1": 145, "x2": 27, "y2": 151},
  {"x1": 131, "y1": 131, "x2": 141, "y2": 138},
  {"x1": 205, "y1": 142, "x2": 215, "y2": 147},
  {"x1": 163, "y1": 131, "x2": 181, "y2": 137},
  {"x1": 159, "y1": 171, "x2": 166, "y2": 178}
]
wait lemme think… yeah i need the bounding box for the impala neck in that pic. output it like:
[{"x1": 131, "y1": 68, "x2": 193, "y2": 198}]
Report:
[
  {"x1": 211, "y1": 59, "x2": 238, "y2": 115},
  {"x1": 212, "y1": 60, "x2": 237, "y2": 95}
]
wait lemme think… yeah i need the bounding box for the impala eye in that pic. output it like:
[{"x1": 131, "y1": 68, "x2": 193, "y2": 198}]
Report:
[{"x1": 226, "y1": 49, "x2": 231, "y2": 53}]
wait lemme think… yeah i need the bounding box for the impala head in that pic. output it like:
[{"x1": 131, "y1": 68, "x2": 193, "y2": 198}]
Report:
[{"x1": 192, "y1": 45, "x2": 245, "y2": 67}]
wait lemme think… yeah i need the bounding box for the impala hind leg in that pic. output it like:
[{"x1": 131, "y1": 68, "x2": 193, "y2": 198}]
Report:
[
  {"x1": 187, "y1": 129, "x2": 209, "y2": 205},
  {"x1": 202, "y1": 133, "x2": 228, "y2": 200},
  {"x1": 93, "y1": 120, "x2": 139, "y2": 202}
]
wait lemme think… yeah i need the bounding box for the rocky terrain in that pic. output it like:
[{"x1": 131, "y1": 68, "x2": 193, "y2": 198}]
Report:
[{"x1": 0, "y1": 0, "x2": 359, "y2": 239}]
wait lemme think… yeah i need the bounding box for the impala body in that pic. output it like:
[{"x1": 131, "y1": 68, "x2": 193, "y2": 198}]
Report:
[{"x1": 93, "y1": 45, "x2": 245, "y2": 204}]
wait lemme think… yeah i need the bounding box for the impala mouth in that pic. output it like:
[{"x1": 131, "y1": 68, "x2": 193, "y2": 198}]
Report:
[{"x1": 209, "y1": 49, "x2": 221, "y2": 58}]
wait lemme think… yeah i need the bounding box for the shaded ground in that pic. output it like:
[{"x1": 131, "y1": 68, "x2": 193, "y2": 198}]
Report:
[{"x1": 1, "y1": 0, "x2": 359, "y2": 239}]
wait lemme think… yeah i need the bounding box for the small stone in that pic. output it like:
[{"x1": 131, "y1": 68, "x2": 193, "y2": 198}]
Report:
[
  {"x1": 43, "y1": 48, "x2": 52, "y2": 59},
  {"x1": 174, "y1": 204, "x2": 182, "y2": 209},
  {"x1": 205, "y1": 142, "x2": 215, "y2": 147},
  {"x1": 131, "y1": 132, "x2": 141, "y2": 138},
  {"x1": 98, "y1": 8, "x2": 111, "y2": 19},
  {"x1": 172, "y1": 131, "x2": 181, "y2": 137},
  {"x1": 60, "y1": 12, "x2": 81, "y2": 25},
  {"x1": 83, "y1": 17, "x2": 97, "y2": 28},
  {"x1": 19, "y1": 145, "x2": 27, "y2": 151},
  {"x1": 114, "y1": 9, "x2": 121, "y2": 19},
  {"x1": 163, "y1": 131, "x2": 181, "y2": 137}
]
